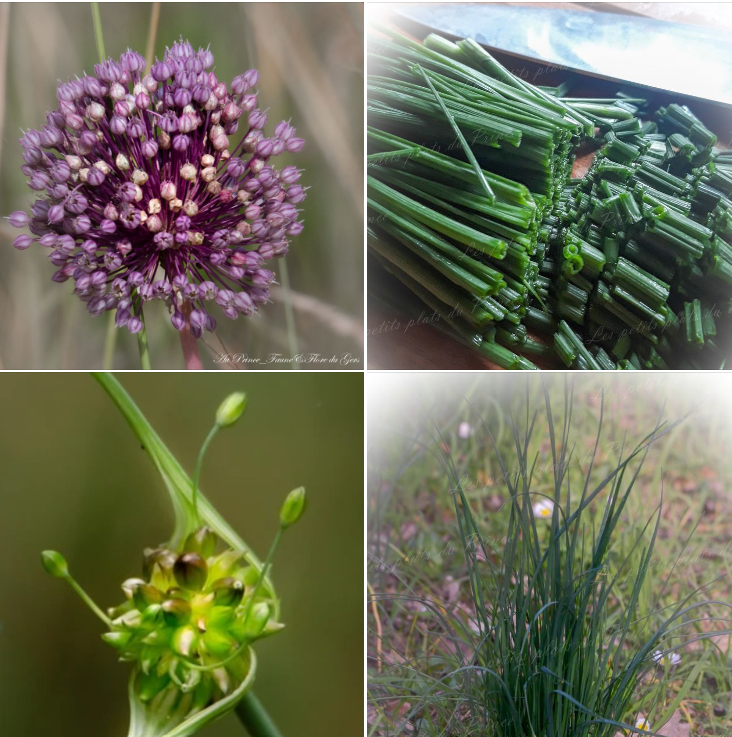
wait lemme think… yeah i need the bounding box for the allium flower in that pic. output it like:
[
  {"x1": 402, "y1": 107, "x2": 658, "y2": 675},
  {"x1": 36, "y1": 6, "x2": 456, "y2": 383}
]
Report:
[
  {"x1": 532, "y1": 498, "x2": 555, "y2": 519},
  {"x1": 9, "y1": 40, "x2": 306, "y2": 337}
]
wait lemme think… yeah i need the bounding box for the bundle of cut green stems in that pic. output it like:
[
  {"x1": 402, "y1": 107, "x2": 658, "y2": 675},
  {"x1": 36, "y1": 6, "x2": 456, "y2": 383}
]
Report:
[{"x1": 367, "y1": 26, "x2": 732, "y2": 369}]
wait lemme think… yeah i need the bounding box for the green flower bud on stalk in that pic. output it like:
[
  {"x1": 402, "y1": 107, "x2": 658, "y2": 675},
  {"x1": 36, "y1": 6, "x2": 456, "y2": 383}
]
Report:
[
  {"x1": 41, "y1": 550, "x2": 69, "y2": 578},
  {"x1": 279, "y1": 486, "x2": 307, "y2": 528},
  {"x1": 215, "y1": 392, "x2": 247, "y2": 428}
]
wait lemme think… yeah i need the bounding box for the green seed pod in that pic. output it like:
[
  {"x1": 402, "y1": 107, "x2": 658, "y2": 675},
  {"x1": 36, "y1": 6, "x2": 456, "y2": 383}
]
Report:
[
  {"x1": 173, "y1": 552, "x2": 208, "y2": 591},
  {"x1": 162, "y1": 598, "x2": 192, "y2": 627},
  {"x1": 243, "y1": 602, "x2": 271, "y2": 640},
  {"x1": 210, "y1": 577, "x2": 244, "y2": 607},
  {"x1": 279, "y1": 486, "x2": 306, "y2": 528},
  {"x1": 215, "y1": 391, "x2": 247, "y2": 428},
  {"x1": 141, "y1": 603, "x2": 165, "y2": 627},
  {"x1": 121, "y1": 577, "x2": 147, "y2": 600},
  {"x1": 201, "y1": 629, "x2": 237, "y2": 658},
  {"x1": 41, "y1": 550, "x2": 69, "y2": 579},
  {"x1": 101, "y1": 631, "x2": 131, "y2": 649},
  {"x1": 172, "y1": 625, "x2": 199, "y2": 657},
  {"x1": 207, "y1": 605, "x2": 237, "y2": 630},
  {"x1": 132, "y1": 582, "x2": 165, "y2": 611},
  {"x1": 142, "y1": 547, "x2": 177, "y2": 580},
  {"x1": 241, "y1": 567, "x2": 260, "y2": 587},
  {"x1": 183, "y1": 526, "x2": 217, "y2": 559}
]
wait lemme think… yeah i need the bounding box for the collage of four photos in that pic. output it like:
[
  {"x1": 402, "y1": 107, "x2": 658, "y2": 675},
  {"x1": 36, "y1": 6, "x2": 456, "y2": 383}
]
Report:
[{"x1": 1, "y1": 2, "x2": 731, "y2": 737}]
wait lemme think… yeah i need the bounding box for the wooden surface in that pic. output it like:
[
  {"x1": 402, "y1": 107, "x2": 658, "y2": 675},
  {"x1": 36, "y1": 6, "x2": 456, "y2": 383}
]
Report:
[{"x1": 367, "y1": 3, "x2": 732, "y2": 370}]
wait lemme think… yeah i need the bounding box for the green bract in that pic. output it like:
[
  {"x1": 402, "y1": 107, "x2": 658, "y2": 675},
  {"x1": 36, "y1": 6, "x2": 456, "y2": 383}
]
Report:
[{"x1": 42, "y1": 373, "x2": 305, "y2": 737}]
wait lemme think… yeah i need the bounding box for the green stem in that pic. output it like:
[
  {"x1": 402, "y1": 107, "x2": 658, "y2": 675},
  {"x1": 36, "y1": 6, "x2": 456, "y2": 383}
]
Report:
[
  {"x1": 235, "y1": 691, "x2": 284, "y2": 737},
  {"x1": 65, "y1": 575, "x2": 112, "y2": 627},
  {"x1": 278, "y1": 257, "x2": 300, "y2": 370},
  {"x1": 136, "y1": 304, "x2": 152, "y2": 370},
  {"x1": 192, "y1": 424, "x2": 219, "y2": 524},
  {"x1": 103, "y1": 311, "x2": 117, "y2": 369},
  {"x1": 90, "y1": 2, "x2": 106, "y2": 63},
  {"x1": 144, "y1": 2, "x2": 161, "y2": 74},
  {"x1": 242, "y1": 526, "x2": 283, "y2": 624}
]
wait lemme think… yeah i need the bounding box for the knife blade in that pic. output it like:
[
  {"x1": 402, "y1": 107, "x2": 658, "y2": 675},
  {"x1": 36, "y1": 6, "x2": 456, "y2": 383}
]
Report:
[{"x1": 390, "y1": 4, "x2": 732, "y2": 108}]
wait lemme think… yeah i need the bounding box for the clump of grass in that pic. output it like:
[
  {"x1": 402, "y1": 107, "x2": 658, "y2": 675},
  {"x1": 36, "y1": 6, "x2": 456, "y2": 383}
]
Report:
[{"x1": 370, "y1": 379, "x2": 731, "y2": 736}]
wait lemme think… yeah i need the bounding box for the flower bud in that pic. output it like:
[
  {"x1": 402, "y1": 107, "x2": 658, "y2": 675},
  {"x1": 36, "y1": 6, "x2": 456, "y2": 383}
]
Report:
[
  {"x1": 243, "y1": 602, "x2": 270, "y2": 639},
  {"x1": 41, "y1": 550, "x2": 69, "y2": 578},
  {"x1": 183, "y1": 526, "x2": 217, "y2": 558},
  {"x1": 162, "y1": 598, "x2": 192, "y2": 626},
  {"x1": 142, "y1": 547, "x2": 177, "y2": 579},
  {"x1": 132, "y1": 582, "x2": 165, "y2": 611},
  {"x1": 101, "y1": 631, "x2": 131, "y2": 649},
  {"x1": 215, "y1": 392, "x2": 247, "y2": 428},
  {"x1": 172, "y1": 625, "x2": 199, "y2": 657},
  {"x1": 280, "y1": 486, "x2": 306, "y2": 528},
  {"x1": 173, "y1": 552, "x2": 208, "y2": 590},
  {"x1": 210, "y1": 577, "x2": 244, "y2": 607}
]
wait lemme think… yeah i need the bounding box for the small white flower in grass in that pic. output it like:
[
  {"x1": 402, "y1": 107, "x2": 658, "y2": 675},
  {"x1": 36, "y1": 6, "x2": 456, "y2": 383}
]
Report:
[
  {"x1": 532, "y1": 499, "x2": 554, "y2": 519},
  {"x1": 652, "y1": 650, "x2": 681, "y2": 667},
  {"x1": 624, "y1": 717, "x2": 651, "y2": 735},
  {"x1": 457, "y1": 421, "x2": 472, "y2": 439}
]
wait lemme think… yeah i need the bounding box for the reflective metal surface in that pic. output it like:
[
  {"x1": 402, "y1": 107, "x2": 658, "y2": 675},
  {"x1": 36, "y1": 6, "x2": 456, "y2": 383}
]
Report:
[{"x1": 392, "y1": 4, "x2": 732, "y2": 107}]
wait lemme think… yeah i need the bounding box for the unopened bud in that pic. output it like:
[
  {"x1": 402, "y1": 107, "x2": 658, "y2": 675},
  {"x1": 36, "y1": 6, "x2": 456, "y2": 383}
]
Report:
[
  {"x1": 132, "y1": 582, "x2": 165, "y2": 611},
  {"x1": 173, "y1": 552, "x2": 208, "y2": 590},
  {"x1": 215, "y1": 392, "x2": 247, "y2": 428},
  {"x1": 172, "y1": 625, "x2": 198, "y2": 657},
  {"x1": 41, "y1": 550, "x2": 69, "y2": 578},
  {"x1": 131, "y1": 168, "x2": 148, "y2": 186},
  {"x1": 183, "y1": 526, "x2": 217, "y2": 558},
  {"x1": 162, "y1": 598, "x2": 192, "y2": 626},
  {"x1": 116, "y1": 153, "x2": 130, "y2": 171},
  {"x1": 161, "y1": 181, "x2": 177, "y2": 200},
  {"x1": 243, "y1": 602, "x2": 270, "y2": 639},
  {"x1": 211, "y1": 577, "x2": 244, "y2": 606},
  {"x1": 183, "y1": 200, "x2": 198, "y2": 217},
  {"x1": 279, "y1": 486, "x2": 306, "y2": 528},
  {"x1": 180, "y1": 163, "x2": 197, "y2": 181}
]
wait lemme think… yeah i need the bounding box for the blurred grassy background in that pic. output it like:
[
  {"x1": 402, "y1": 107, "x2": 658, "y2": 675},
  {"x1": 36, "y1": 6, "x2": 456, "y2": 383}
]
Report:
[
  {"x1": 0, "y1": 372, "x2": 363, "y2": 736},
  {"x1": 0, "y1": 2, "x2": 364, "y2": 369}
]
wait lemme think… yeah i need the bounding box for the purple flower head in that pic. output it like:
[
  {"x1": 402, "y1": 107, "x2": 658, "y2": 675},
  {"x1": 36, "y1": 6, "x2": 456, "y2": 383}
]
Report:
[{"x1": 8, "y1": 40, "x2": 306, "y2": 335}]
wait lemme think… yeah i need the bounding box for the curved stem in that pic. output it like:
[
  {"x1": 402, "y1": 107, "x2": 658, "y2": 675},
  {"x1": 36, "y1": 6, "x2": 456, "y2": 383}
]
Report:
[
  {"x1": 235, "y1": 692, "x2": 284, "y2": 737},
  {"x1": 278, "y1": 257, "x2": 300, "y2": 370},
  {"x1": 192, "y1": 424, "x2": 219, "y2": 524},
  {"x1": 90, "y1": 2, "x2": 106, "y2": 62},
  {"x1": 242, "y1": 525, "x2": 283, "y2": 624}
]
